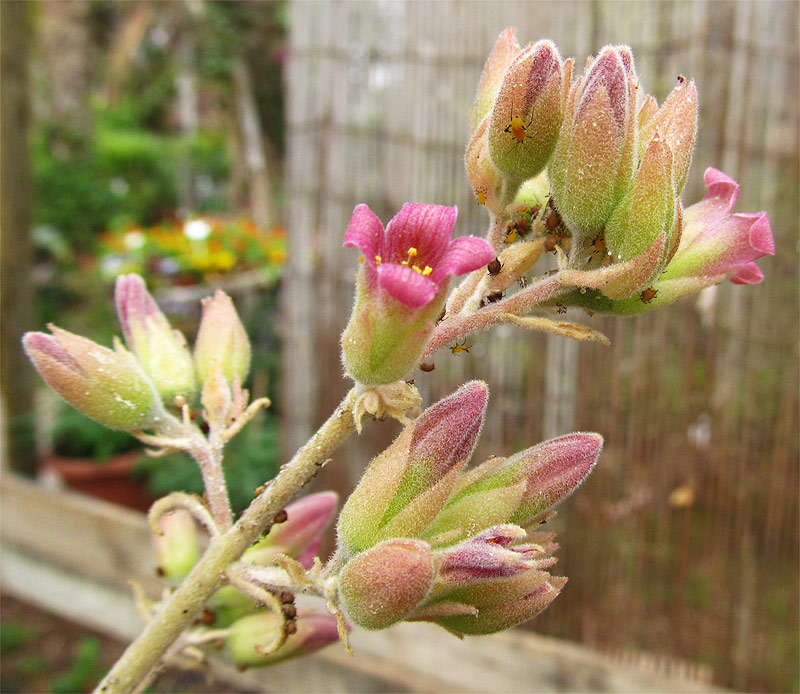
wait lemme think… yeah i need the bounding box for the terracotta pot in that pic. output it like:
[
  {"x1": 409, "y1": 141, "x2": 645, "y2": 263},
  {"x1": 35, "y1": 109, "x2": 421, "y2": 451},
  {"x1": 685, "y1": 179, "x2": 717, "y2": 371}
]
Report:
[{"x1": 42, "y1": 450, "x2": 155, "y2": 512}]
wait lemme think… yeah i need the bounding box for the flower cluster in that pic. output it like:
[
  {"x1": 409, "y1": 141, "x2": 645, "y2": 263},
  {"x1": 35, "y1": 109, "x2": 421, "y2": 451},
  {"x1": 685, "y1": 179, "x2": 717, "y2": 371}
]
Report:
[
  {"x1": 465, "y1": 29, "x2": 773, "y2": 307},
  {"x1": 334, "y1": 382, "x2": 602, "y2": 635}
]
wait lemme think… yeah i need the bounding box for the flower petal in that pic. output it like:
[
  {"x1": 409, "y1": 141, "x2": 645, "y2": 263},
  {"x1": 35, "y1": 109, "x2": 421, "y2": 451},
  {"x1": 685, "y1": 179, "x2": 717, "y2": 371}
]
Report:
[
  {"x1": 702, "y1": 167, "x2": 738, "y2": 211},
  {"x1": 377, "y1": 263, "x2": 438, "y2": 308},
  {"x1": 730, "y1": 262, "x2": 765, "y2": 285},
  {"x1": 344, "y1": 204, "x2": 384, "y2": 262},
  {"x1": 383, "y1": 204, "x2": 457, "y2": 266},
  {"x1": 431, "y1": 235, "x2": 496, "y2": 283}
]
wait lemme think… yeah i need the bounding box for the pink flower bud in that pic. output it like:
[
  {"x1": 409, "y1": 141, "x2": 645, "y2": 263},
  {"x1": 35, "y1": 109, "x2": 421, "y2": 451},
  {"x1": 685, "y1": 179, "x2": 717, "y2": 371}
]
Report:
[
  {"x1": 488, "y1": 40, "x2": 570, "y2": 180},
  {"x1": 226, "y1": 610, "x2": 342, "y2": 667},
  {"x1": 23, "y1": 327, "x2": 161, "y2": 431},
  {"x1": 432, "y1": 433, "x2": 602, "y2": 535},
  {"x1": 337, "y1": 382, "x2": 488, "y2": 554},
  {"x1": 194, "y1": 290, "x2": 251, "y2": 386},
  {"x1": 154, "y1": 510, "x2": 200, "y2": 587},
  {"x1": 341, "y1": 204, "x2": 494, "y2": 384},
  {"x1": 471, "y1": 27, "x2": 521, "y2": 132},
  {"x1": 549, "y1": 46, "x2": 637, "y2": 234},
  {"x1": 338, "y1": 538, "x2": 435, "y2": 629},
  {"x1": 244, "y1": 491, "x2": 338, "y2": 568},
  {"x1": 115, "y1": 274, "x2": 196, "y2": 403}
]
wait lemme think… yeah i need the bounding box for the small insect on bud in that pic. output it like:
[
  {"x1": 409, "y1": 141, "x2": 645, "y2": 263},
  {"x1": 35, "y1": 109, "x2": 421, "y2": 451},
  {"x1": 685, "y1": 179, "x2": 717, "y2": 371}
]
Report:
[
  {"x1": 280, "y1": 591, "x2": 295, "y2": 604},
  {"x1": 451, "y1": 340, "x2": 471, "y2": 354},
  {"x1": 640, "y1": 287, "x2": 658, "y2": 304},
  {"x1": 202, "y1": 609, "x2": 216, "y2": 626},
  {"x1": 273, "y1": 509, "x2": 289, "y2": 524},
  {"x1": 487, "y1": 291, "x2": 505, "y2": 303},
  {"x1": 284, "y1": 621, "x2": 298, "y2": 636},
  {"x1": 419, "y1": 362, "x2": 435, "y2": 372},
  {"x1": 254, "y1": 484, "x2": 267, "y2": 497},
  {"x1": 281, "y1": 604, "x2": 297, "y2": 619},
  {"x1": 487, "y1": 257, "x2": 503, "y2": 275}
]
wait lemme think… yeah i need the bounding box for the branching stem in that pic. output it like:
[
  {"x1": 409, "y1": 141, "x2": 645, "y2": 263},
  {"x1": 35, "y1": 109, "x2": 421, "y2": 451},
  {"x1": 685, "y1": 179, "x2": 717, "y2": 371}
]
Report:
[{"x1": 95, "y1": 388, "x2": 357, "y2": 694}]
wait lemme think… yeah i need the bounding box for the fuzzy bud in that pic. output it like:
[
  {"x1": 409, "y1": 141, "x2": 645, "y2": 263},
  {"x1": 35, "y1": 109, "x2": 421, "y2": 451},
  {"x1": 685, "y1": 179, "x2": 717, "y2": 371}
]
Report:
[
  {"x1": 488, "y1": 40, "x2": 570, "y2": 181},
  {"x1": 338, "y1": 538, "x2": 435, "y2": 629},
  {"x1": 154, "y1": 510, "x2": 200, "y2": 587},
  {"x1": 226, "y1": 610, "x2": 342, "y2": 667},
  {"x1": 549, "y1": 46, "x2": 637, "y2": 235},
  {"x1": 23, "y1": 327, "x2": 161, "y2": 431},
  {"x1": 194, "y1": 290, "x2": 251, "y2": 386},
  {"x1": 471, "y1": 27, "x2": 521, "y2": 132},
  {"x1": 337, "y1": 381, "x2": 488, "y2": 554},
  {"x1": 115, "y1": 274, "x2": 196, "y2": 404},
  {"x1": 244, "y1": 491, "x2": 338, "y2": 569}
]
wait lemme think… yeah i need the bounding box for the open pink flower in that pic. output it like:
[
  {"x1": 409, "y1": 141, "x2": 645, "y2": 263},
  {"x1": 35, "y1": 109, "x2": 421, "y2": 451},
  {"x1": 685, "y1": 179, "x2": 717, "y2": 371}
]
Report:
[
  {"x1": 663, "y1": 167, "x2": 774, "y2": 284},
  {"x1": 344, "y1": 203, "x2": 495, "y2": 308}
]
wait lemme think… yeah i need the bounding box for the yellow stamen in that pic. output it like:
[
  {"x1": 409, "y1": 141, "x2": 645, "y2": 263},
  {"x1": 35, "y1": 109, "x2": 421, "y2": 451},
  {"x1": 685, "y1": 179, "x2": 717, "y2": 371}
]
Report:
[
  {"x1": 412, "y1": 265, "x2": 421, "y2": 274},
  {"x1": 407, "y1": 247, "x2": 418, "y2": 258},
  {"x1": 358, "y1": 256, "x2": 364, "y2": 263},
  {"x1": 375, "y1": 255, "x2": 382, "y2": 264},
  {"x1": 401, "y1": 260, "x2": 410, "y2": 266},
  {"x1": 422, "y1": 266, "x2": 433, "y2": 276}
]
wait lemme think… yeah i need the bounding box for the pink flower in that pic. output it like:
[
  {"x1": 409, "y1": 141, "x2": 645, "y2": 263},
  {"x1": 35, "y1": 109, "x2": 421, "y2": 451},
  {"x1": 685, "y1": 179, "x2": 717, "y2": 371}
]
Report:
[
  {"x1": 664, "y1": 167, "x2": 774, "y2": 284},
  {"x1": 344, "y1": 203, "x2": 495, "y2": 309}
]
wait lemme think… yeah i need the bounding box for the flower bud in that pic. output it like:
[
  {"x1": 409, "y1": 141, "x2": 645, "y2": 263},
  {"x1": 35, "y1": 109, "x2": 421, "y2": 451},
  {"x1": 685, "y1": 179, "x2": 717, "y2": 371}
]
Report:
[
  {"x1": 429, "y1": 433, "x2": 602, "y2": 540},
  {"x1": 639, "y1": 78, "x2": 698, "y2": 192},
  {"x1": 549, "y1": 46, "x2": 637, "y2": 234},
  {"x1": 338, "y1": 538, "x2": 435, "y2": 629},
  {"x1": 337, "y1": 382, "x2": 488, "y2": 554},
  {"x1": 23, "y1": 327, "x2": 161, "y2": 431},
  {"x1": 411, "y1": 526, "x2": 565, "y2": 635},
  {"x1": 601, "y1": 136, "x2": 681, "y2": 296},
  {"x1": 244, "y1": 491, "x2": 338, "y2": 569},
  {"x1": 488, "y1": 40, "x2": 570, "y2": 180},
  {"x1": 154, "y1": 510, "x2": 200, "y2": 587},
  {"x1": 341, "y1": 204, "x2": 494, "y2": 385},
  {"x1": 465, "y1": 116, "x2": 506, "y2": 215},
  {"x1": 115, "y1": 274, "x2": 196, "y2": 404},
  {"x1": 471, "y1": 27, "x2": 521, "y2": 132},
  {"x1": 194, "y1": 290, "x2": 251, "y2": 386},
  {"x1": 226, "y1": 610, "x2": 341, "y2": 667}
]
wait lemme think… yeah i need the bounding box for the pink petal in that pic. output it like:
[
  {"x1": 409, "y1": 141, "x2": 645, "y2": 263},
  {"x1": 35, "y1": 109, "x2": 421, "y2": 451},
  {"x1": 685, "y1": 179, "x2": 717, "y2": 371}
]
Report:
[
  {"x1": 431, "y1": 236, "x2": 496, "y2": 283},
  {"x1": 344, "y1": 204, "x2": 385, "y2": 262},
  {"x1": 730, "y1": 262, "x2": 765, "y2": 285},
  {"x1": 383, "y1": 204, "x2": 457, "y2": 266},
  {"x1": 738, "y1": 211, "x2": 775, "y2": 256},
  {"x1": 377, "y1": 263, "x2": 438, "y2": 308},
  {"x1": 703, "y1": 167, "x2": 739, "y2": 210}
]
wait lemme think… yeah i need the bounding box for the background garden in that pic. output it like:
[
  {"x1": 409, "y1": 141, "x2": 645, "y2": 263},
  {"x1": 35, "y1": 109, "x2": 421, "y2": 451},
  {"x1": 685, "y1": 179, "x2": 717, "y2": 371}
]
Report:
[{"x1": 1, "y1": 1, "x2": 798, "y2": 692}]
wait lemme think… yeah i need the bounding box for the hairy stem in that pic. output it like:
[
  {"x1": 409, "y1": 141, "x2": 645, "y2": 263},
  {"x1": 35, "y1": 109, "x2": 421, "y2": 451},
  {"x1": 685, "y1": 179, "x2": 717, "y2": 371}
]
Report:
[
  {"x1": 95, "y1": 388, "x2": 357, "y2": 694},
  {"x1": 190, "y1": 434, "x2": 233, "y2": 529}
]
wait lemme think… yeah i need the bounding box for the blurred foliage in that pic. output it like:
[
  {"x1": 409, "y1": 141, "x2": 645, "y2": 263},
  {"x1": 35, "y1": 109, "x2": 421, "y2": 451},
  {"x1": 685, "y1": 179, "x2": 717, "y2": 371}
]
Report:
[
  {"x1": 0, "y1": 623, "x2": 39, "y2": 654},
  {"x1": 97, "y1": 217, "x2": 286, "y2": 287},
  {"x1": 51, "y1": 406, "x2": 141, "y2": 461},
  {"x1": 50, "y1": 637, "x2": 103, "y2": 694}
]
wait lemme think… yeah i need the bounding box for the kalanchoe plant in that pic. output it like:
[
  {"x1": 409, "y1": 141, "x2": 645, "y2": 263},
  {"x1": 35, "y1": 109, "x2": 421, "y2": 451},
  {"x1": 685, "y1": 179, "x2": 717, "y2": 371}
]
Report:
[{"x1": 19, "y1": 29, "x2": 776, "y2": 694}]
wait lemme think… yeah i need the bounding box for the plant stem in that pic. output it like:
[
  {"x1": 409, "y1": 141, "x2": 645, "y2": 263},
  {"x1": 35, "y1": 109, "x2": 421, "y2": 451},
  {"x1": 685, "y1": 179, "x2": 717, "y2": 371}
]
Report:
[
  {"x1": 190, "y1": 433, "x2": 233, "y2": 529},
  {"x1": 95, "y1": 388, "x2": 357, "y2": 694}
]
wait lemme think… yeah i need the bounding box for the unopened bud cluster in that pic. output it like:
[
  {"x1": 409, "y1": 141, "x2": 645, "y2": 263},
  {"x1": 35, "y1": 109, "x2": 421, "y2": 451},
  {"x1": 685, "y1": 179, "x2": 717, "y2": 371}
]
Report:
[
  {"x1": 24, "y1": 275, "x2": 251, "y2": 432},
  {"x1": 334, "y1": 382, "x2": 602, "y2": 635},
  {"x1": 465, "y1": 29, "x2": 773, "y2": 310}
]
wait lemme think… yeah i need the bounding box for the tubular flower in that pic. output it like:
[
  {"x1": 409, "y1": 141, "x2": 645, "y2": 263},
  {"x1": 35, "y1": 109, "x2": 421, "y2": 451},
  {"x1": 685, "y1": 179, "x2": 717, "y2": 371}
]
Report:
[
  {"x1": 341, "y1": 203, "x2": 494, "y2": 384},
  {"x1": 557, "y1": 168, "x2": 775, "y2": 315}
]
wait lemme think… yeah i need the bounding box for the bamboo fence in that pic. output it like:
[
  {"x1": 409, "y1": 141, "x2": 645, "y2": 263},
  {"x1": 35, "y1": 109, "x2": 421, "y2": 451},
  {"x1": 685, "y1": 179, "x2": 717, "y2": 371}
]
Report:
[{"x1": 280, "y1": 1, "x2": 799, "y2": 692}]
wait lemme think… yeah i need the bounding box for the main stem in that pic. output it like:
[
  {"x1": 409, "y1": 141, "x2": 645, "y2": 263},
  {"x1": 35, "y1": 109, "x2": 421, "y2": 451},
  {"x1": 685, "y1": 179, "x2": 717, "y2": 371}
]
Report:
[{"x1": 96, "y1": 388, "x2": 357, "y2": 694}]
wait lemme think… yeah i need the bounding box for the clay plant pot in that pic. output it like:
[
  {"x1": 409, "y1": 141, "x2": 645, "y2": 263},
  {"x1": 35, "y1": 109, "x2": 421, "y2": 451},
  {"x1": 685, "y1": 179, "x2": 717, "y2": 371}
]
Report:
[{"x1": 42, "y1": 450, "x2": 155, "y2": 512}]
